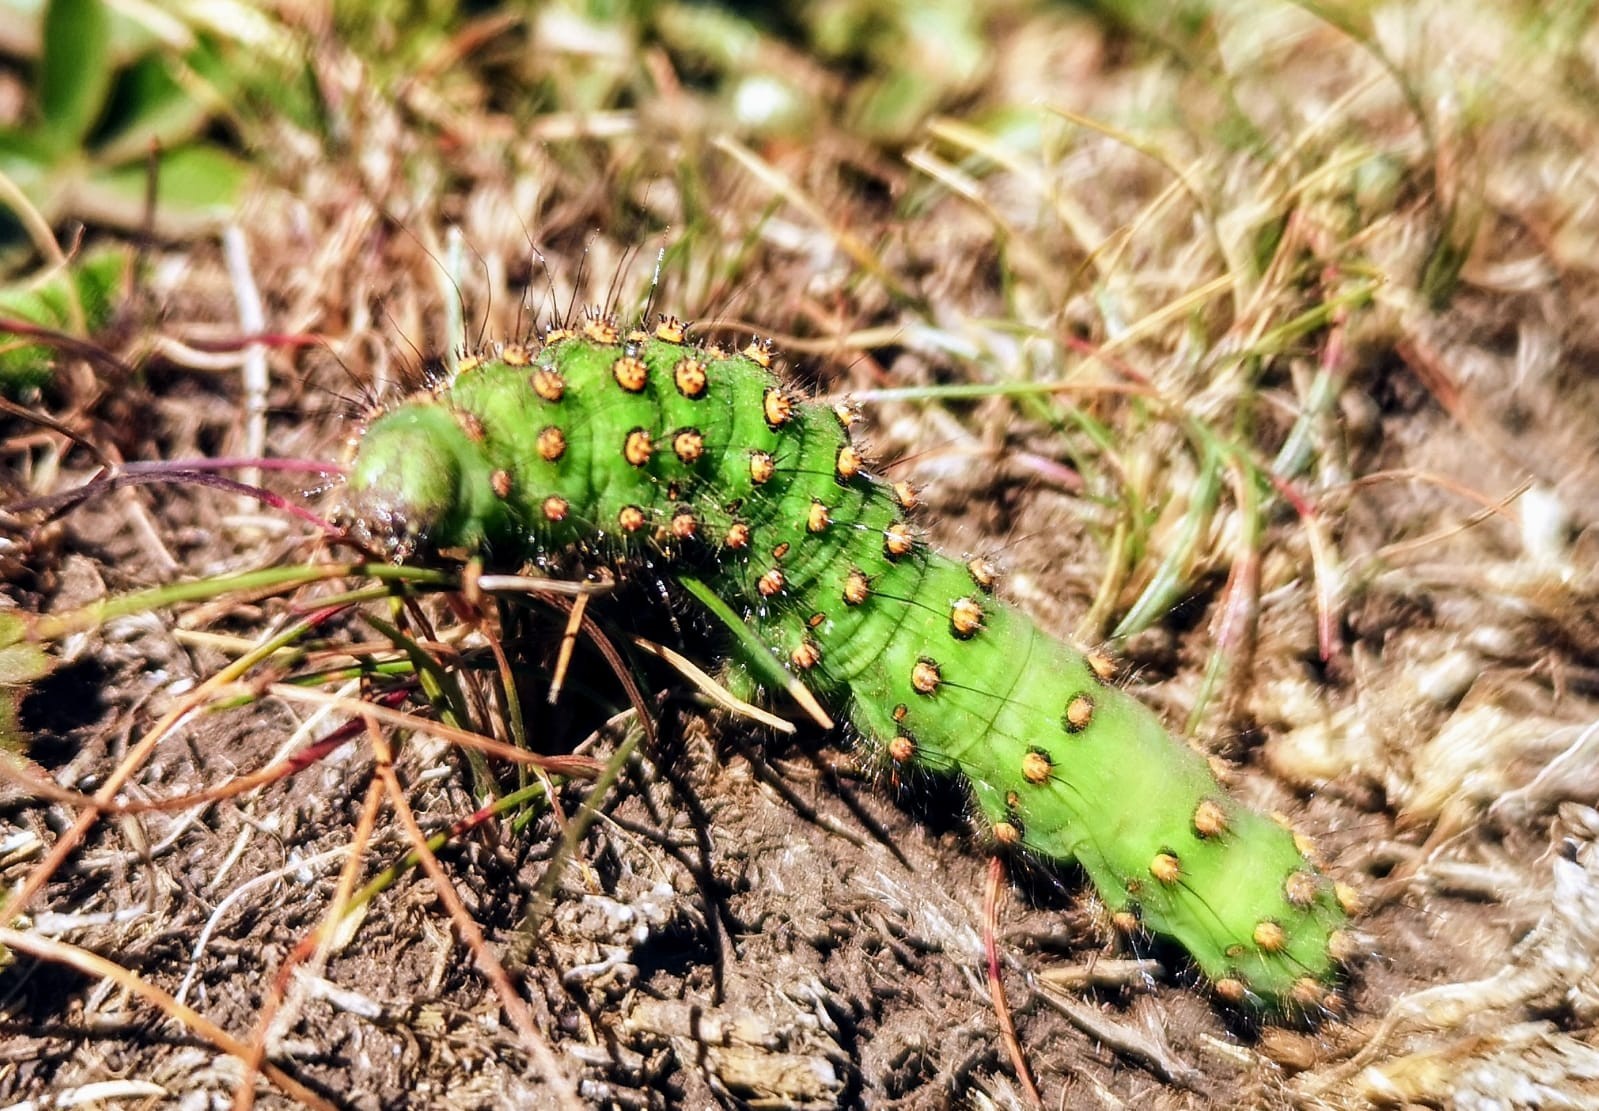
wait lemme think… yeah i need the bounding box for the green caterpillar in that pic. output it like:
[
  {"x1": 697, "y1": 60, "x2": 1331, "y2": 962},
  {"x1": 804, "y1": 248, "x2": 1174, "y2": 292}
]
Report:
[{"x1": 335, "y1": 312, "x2": 1358, "y2": 1011}]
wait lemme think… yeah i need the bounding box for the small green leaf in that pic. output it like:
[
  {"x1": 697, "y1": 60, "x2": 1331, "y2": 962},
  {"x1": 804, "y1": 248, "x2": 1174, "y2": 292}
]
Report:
[
  {"x1": 0, "y1": 641, "x2": 49, "y2": 686},
  {"x1": 38, "y1": 0, "x2": 114, "y2": 151},
  {"x1": 71, "y1": 143, "x2": 249, "y2": 235},
  {"x1": 137, "y1": 143, "x2": 249, "y2": 209},
  {"x1": 0, "y1": 612, "x2": 30, "y2": 650},
  {"x1": 90, "y1": 53, "x2": 215, "y2": 166},
  {"x1": 0, "y1": 612, "x2": 49, "y2": 751},
  {"x1": 0, "y1": 126, "x2": 57, "y2": 212}
]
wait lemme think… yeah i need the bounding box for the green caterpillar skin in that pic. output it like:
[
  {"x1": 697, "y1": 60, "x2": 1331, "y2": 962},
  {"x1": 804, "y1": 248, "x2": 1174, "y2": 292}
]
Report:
[{"x1": 336, "y1": 313, "x2": 1356, "y2": 1011}]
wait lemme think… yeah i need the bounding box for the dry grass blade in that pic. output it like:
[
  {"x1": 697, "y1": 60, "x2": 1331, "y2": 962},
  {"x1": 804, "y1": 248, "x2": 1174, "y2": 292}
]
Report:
[
  {"x1": 629, "y1": 634, "x2": 797, "y2": 733},
  {"x1": 548, "y1": 583, "x2": 591, "y2": 706}
]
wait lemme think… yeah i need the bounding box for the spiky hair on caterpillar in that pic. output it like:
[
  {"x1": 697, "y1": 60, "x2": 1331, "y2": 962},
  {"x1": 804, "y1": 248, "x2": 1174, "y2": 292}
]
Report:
[{"x1": 332, "y1": 310, "x2": 1360, "y2": 1013}]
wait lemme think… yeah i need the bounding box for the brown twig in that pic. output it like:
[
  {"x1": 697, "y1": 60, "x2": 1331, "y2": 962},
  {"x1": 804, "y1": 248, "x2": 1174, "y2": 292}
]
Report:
[{"x1": 985, "y1": 855, "x2": 1044, "y2": 1109}]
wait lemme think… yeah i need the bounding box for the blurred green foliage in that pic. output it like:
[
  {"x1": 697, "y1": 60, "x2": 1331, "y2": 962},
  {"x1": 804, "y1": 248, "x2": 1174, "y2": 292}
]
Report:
[
  {"x1": 0, "y1": 0, "x2": 310, "y2": 241},
  {"x1": 0, "y1": 246, "x2": 127, "y2": 397},
  {"x1": 354, "y1": 0, "x2": 1010, "y2": 142},
  {"x1": 648, "y1": 0, "x2": 992, "y2": 138}
]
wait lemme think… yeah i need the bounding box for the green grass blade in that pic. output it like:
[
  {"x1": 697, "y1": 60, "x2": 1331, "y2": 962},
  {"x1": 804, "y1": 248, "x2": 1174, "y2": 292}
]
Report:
[{"x1": 39, "y1": 0, "x2": 113, "y2": 152}]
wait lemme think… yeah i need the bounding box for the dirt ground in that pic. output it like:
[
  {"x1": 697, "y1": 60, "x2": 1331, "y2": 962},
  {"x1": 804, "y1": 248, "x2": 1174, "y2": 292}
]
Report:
[{"x1": 4, "y1": 3, "x2": 1599, "y2": 1109}]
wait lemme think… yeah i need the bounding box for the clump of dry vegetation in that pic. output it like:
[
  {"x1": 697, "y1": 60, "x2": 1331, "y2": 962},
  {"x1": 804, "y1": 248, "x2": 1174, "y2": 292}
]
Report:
[{"x1": 1, "y1": 1, "x2": 1597, "y2": 1107}]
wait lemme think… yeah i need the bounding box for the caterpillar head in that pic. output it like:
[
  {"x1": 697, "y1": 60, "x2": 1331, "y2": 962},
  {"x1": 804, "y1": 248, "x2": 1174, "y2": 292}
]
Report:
[{"x1": 333, "y1": 402, "x2": 488, "y2": 560}]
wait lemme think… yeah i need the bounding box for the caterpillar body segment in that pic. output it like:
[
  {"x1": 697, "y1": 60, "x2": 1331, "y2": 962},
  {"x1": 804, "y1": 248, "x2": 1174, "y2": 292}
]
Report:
[{"x1": 337, "y1": 322, "x2": 1352, "y2": 1010}]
